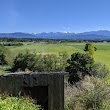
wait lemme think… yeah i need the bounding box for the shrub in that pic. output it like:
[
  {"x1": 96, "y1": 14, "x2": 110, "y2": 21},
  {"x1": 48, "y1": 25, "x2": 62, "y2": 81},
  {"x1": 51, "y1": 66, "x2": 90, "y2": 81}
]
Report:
[
  {"x1": 12, "y1": 51, "x2": 36, "y2": 72},
  {"x1": 92, "y1": 63, "x2": 109, "y2": 79},
  {"x1": 58, "y1": 51, "x2": 68, "y2": 71},
  {"x1": 29, "y1": 52, "x2": 68, "y2": 72},
  {"x1": 64, "y1": 76, "x2": 110, "y2": 110},
  {"x1": 65, "y1": 52, "x2": 95, "y2": 84},
  {"x1": 0, "y1": 95, "x2": 42, "y2": 110},
  {"x1": 12, "y1": 51, "x2": 69, "y2": 72},
  {"x1": 0, "y1": 53, "x2": 8, "y2": 65},
  {"x1": 0, "y1": 44, "x2": 11, "y2": 65}
]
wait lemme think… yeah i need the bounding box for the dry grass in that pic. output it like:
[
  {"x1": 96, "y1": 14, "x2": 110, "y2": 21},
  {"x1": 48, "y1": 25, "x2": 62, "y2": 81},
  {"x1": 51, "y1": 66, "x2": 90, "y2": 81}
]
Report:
[{"x1": 64, "y1": 76, "x2": 110, "y2": 110}]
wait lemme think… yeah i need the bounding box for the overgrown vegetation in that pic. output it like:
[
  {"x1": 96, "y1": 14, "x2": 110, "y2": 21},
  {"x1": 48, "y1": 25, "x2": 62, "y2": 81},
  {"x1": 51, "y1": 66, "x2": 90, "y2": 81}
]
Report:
[
  {"x1": 65, "y1": 76, "x2": 110, "y2": 110},
  {"x1": 11, "y1": 51, "x2": 68, "y2": 72},
  {"x1": 0, "y1": 95, "x2": 42, "y2": 110},
  {"x1": 0, "y1": 44, "x2": 11, "y2": 66},
  {"x1": 93, "y1": 63, "x2": 109, "y2": 79}
]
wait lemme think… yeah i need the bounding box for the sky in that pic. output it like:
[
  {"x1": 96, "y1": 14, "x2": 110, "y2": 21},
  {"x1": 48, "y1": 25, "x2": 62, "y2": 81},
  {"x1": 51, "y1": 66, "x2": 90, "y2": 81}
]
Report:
[{"x1": 0, "y1": 0, "x2": 110, "y2": 33}]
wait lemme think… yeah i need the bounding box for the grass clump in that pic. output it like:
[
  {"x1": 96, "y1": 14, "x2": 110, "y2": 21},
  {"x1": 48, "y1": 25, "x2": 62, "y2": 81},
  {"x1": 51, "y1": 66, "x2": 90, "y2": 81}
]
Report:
[{"x1": 65, "y1": 76, "x2": 110, "y2": 110}]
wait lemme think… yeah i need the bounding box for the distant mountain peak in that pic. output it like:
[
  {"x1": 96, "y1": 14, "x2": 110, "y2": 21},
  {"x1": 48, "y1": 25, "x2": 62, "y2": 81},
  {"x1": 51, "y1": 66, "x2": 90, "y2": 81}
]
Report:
[{"x1": 0, "y1": 30, "x2": 110, "y2": 40}]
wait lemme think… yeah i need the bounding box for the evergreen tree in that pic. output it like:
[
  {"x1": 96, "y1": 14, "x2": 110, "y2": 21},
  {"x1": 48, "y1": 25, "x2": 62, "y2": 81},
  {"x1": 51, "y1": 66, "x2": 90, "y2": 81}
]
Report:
[{"x1": 65, "y1": 52, "x2": 95, "y2": 84}]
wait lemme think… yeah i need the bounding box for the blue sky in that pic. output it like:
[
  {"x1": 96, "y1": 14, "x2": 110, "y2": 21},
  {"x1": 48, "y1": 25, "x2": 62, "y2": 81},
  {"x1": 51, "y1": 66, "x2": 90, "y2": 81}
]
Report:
[{"x1": 0, "y1": 0, "x2": 110, "y2": 33}]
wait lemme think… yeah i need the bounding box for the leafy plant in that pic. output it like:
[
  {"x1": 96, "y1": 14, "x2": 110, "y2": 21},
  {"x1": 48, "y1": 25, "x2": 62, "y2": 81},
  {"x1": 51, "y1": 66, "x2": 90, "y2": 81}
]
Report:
[
  {"x1": 12, "y1": 51, "x2": 36, "y2": 72},
  {"x1": 0, "y1": 53, "x2": 8, "y2": 65},
  {"x1": 0, "y1": 44, "x2": 11, "y2": 66},
  {"x1": 65, "y1": 52, "x2": 95, "y2": 84},
  {"x1": 0, "y1": 95, "x2": 42, "y2": 110},
  {"x1": 12, "y1": 51, "x2": 69, "y2": 72}
]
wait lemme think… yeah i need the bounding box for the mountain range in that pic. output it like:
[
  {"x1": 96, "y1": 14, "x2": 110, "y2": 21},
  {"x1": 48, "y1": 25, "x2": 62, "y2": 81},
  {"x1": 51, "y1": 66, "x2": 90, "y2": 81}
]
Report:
[{"x1": 0, "y1": 30, "x2": 110, "y2": 40}]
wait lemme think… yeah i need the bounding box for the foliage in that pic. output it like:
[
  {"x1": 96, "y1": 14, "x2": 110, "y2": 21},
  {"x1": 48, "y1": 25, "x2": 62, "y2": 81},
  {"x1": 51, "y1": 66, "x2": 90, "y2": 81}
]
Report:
[
  {"x1": 84, "y1": 42, "x2": 97, "y2": 57},
  {"x1": 65, "y1": 52, "x2": 95, "y2": 84},
  {"x1": 0, "y1": 95, "x2": 42, "y2": 110},
  {"x1": 93, "y1": 63, "x2": 109, "y2": 79},
  {"x1": 12, "y1": 51, "x2": 36, "y2": 72},
  {"x1": 12, "y1": 51, "x2": 68, "y2": 72},
  {"x1": 0, "y1": 53, "x2": 8, "y2": 65},
  {"x1": 64, "y1": 76, "x2": 110, "y2": 110},
  {"x1": 59, "y1": 51, "x2": 69, "y2": 71},
  {"x1": 0, "y1": 44, "x2": 11, "y2": 66},
  {"x1": 1, "y1": 42, "x2": 24, "y2": 46},
  {"x1": 0, "y1": 66, "x2": 6, "y2": 74}
]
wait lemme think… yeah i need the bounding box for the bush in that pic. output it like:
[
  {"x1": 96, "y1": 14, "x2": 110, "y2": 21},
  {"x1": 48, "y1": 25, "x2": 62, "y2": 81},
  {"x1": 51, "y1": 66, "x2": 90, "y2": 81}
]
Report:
[
  {"x1": 0, "y1": 44, "x2": 11, "y2": 65},
  {"x1": 0, "y1": 53, "x2": 8, "y2": 65},
  {"x1": 12, "y1": 51, "x2": 36, "y2": 72},
  {"x1": 31, "y1": 53, "x2": 57, "y2": 72},
  {"x1": 93, "y1": 63, "x2": 109, "y2": 79},
  {"x1": 65, "y1": 52, "x2": 95, "y2": 84},
  {"x1": 12, "y1": 51, "x2": 69, "y2": 72},
  {"x1": 0, "y1": 95, "x2": 42, "y2": 110},
  {"x1": 64, "y1": 76, "x2": 110, "y2": 110},
  {"x1": 31, "y1": 51, "x2": 68, "y2": 72}
]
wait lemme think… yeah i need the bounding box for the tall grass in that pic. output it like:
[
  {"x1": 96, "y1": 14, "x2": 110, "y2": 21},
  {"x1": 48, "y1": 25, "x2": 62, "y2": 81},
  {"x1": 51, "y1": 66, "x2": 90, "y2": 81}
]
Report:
[{"x1": 65, "y1": 76, "x2": 110, "y2": 110}]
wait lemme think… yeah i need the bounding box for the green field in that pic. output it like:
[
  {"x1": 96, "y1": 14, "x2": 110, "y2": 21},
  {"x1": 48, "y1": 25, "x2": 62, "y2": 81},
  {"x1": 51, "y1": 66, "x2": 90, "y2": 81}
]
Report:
[
  {"x1": 0, "y1": 42, "x2": 109, "y2": 77},
  {"x1": 0, "y1": 42, "x2": 110, "y2": 82},
  {"x1": 7, "y1": 42, "x2": 110, "y2": 70},
  {"x1": 8, "y1": 42, "x2": 84, "y2": 55}
]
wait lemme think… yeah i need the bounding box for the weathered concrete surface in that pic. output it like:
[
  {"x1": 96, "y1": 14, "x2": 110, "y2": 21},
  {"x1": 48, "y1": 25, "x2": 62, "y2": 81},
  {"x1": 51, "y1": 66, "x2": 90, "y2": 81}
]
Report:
[{"x1": 0, "y1": 72, "x2": 65, "y2": 110}]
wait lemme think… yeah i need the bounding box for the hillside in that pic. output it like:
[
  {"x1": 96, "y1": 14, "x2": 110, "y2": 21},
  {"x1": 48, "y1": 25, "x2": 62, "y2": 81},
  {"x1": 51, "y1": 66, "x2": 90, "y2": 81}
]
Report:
[{"x1": 0, "y1": 30, "x2": 110, "y2": 40}]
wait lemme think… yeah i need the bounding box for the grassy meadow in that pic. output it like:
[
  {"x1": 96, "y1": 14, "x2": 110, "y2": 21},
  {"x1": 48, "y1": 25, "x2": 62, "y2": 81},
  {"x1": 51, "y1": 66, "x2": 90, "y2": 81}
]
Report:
[
  {"x1": 1, "y1": 42, "x2": 110, "y2": 77},
  {"x1": 8, "y1": 42, "x2": 110, "y2": 69}
]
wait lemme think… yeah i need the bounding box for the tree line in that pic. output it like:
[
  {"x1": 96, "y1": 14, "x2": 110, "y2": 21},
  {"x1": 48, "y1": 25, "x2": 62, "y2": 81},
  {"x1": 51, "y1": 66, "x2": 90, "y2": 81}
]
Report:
[{"x1": 0, "y1": 38, "x2": 110, "y2": 43}]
